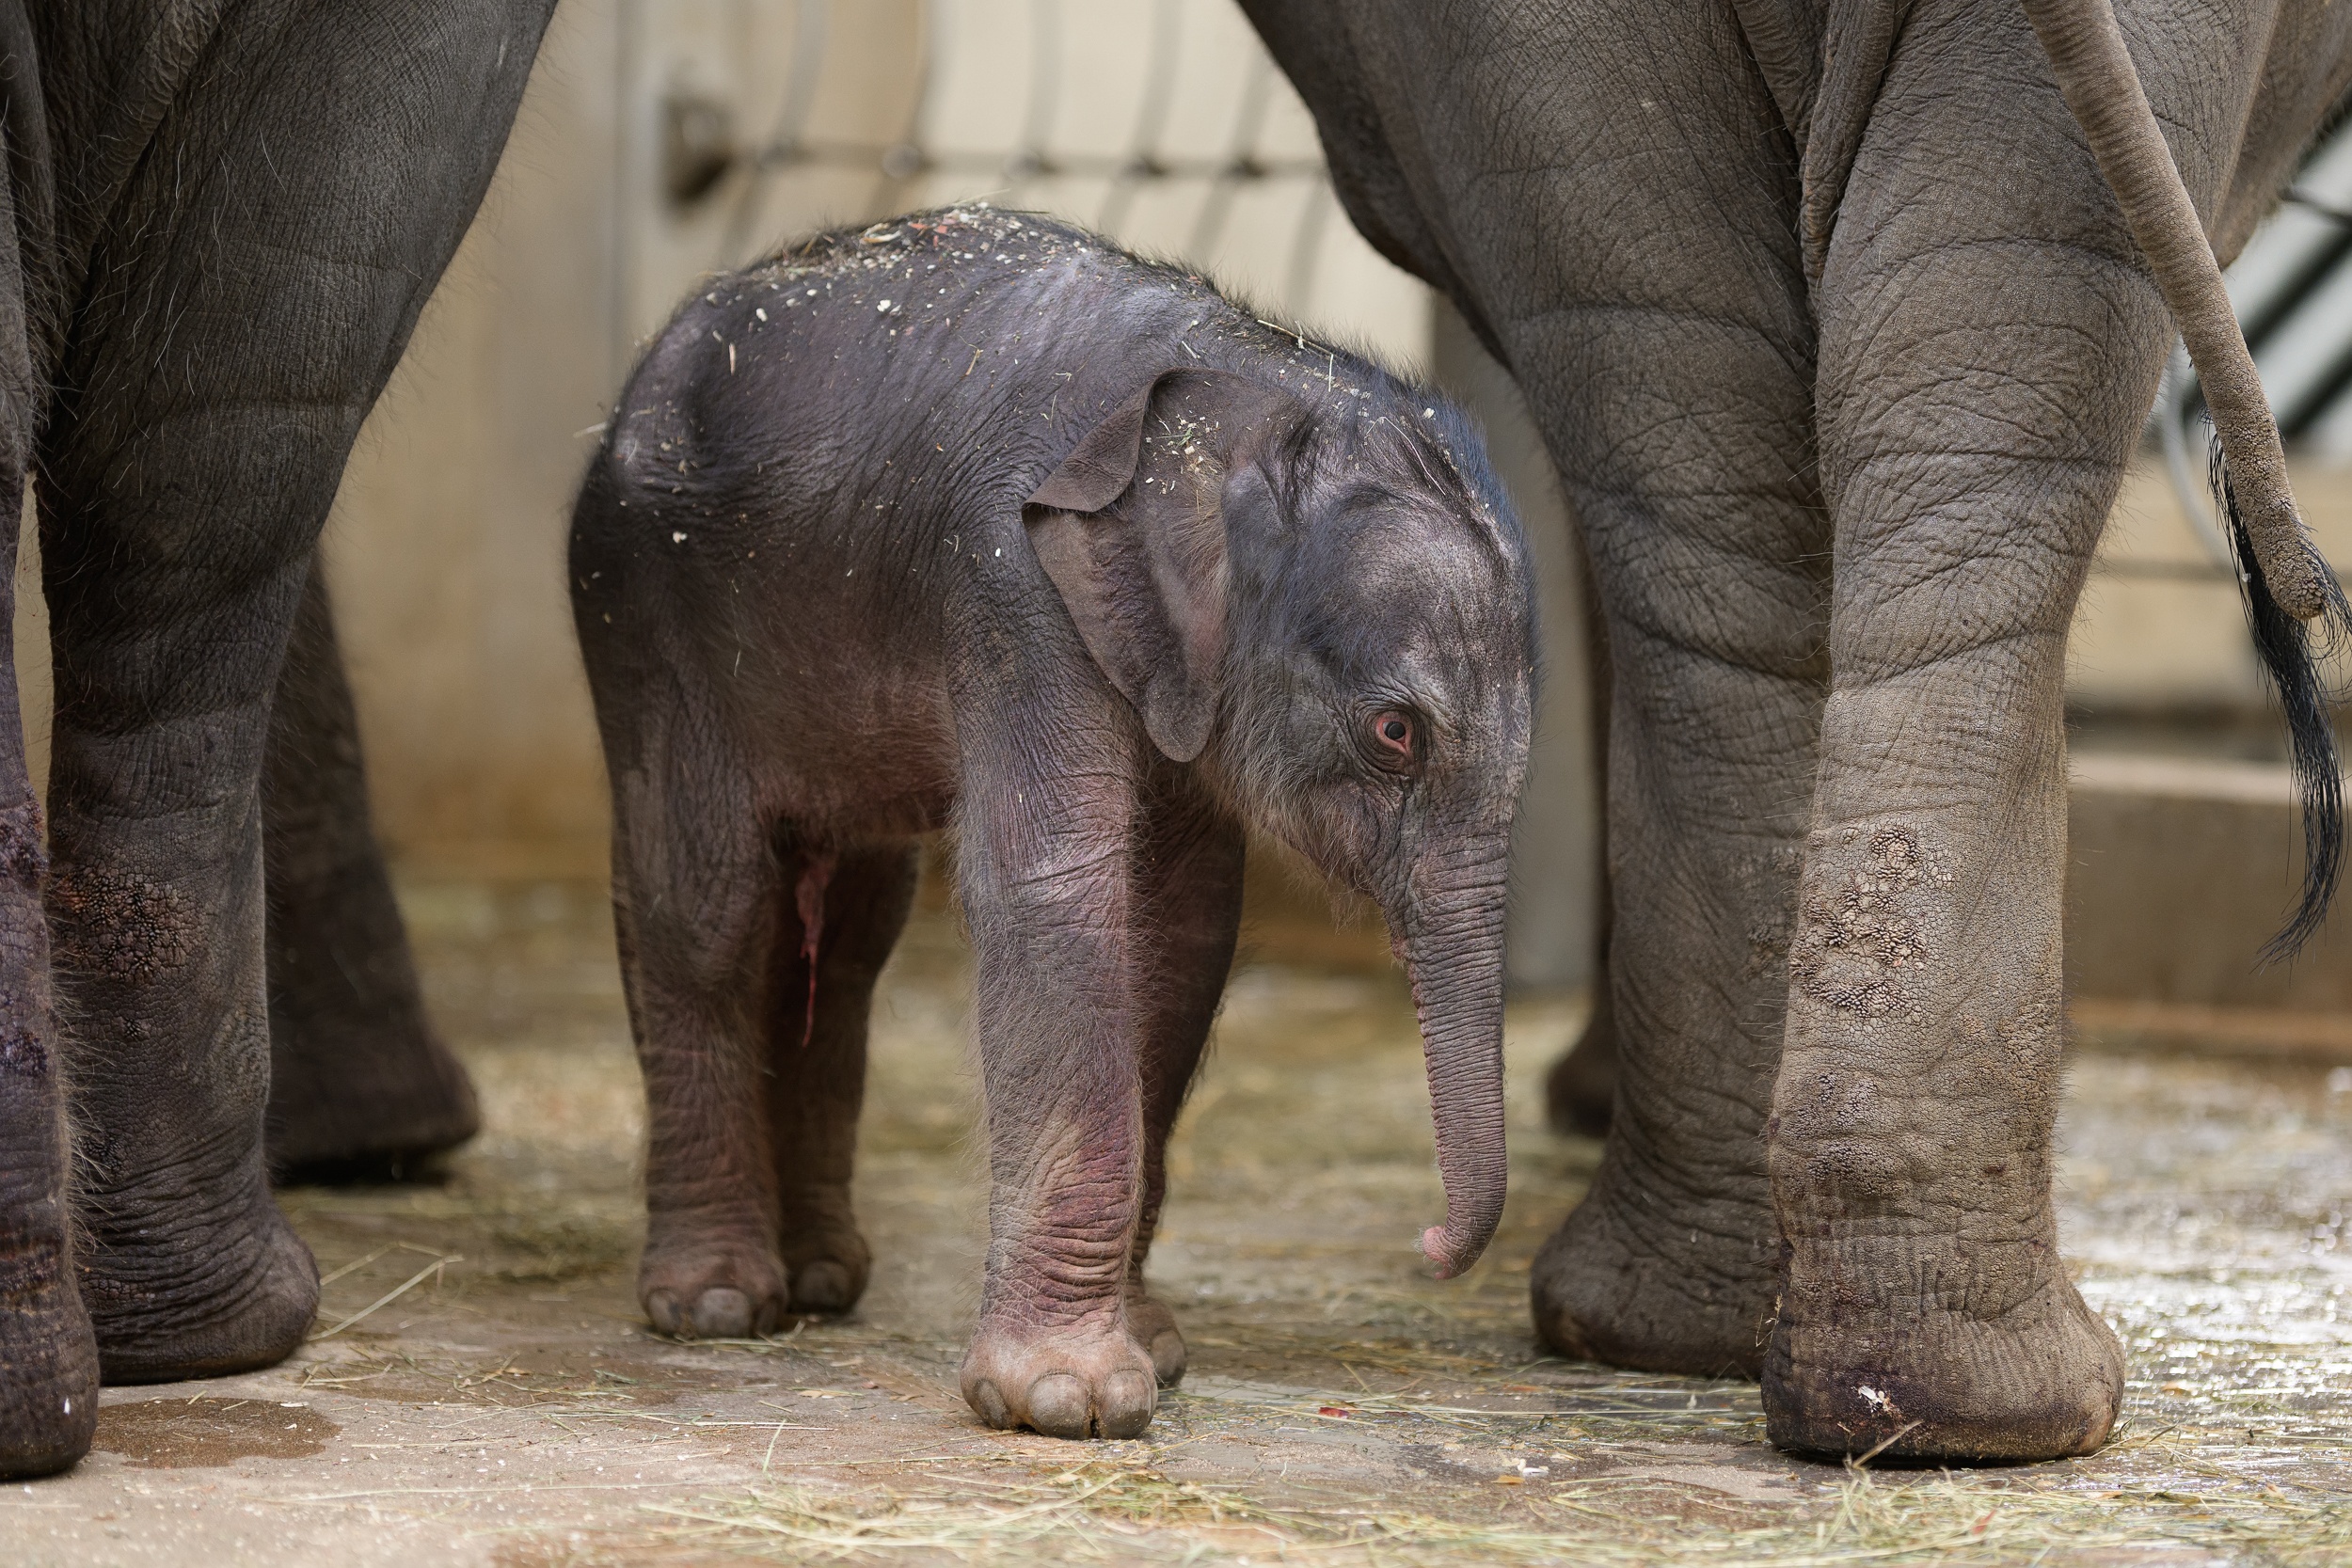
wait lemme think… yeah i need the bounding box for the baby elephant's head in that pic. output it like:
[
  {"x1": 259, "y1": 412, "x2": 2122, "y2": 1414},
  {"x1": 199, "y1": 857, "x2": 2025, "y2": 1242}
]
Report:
[{"x1": 1025, "y1": 364, "x2": 1534, "y2": 1279}]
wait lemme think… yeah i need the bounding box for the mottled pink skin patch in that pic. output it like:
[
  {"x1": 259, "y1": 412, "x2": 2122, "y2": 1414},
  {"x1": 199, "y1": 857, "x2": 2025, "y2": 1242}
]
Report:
[{"x1": 794, "y1": 855, "x2": 834, "y2": 1049}]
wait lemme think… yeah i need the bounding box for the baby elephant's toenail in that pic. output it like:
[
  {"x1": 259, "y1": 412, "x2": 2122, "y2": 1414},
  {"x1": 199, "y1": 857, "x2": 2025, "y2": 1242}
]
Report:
[
  {"x1": 688, "y1": 1288, "x2": 754, "y2": 1338},
  {"x1": 790, "y1": 1259, "x2": 854, "y2": 1313},
  {"x1": 1025, "y1": 1372, "x2": 1094, "y2": 1439},
  {"x1": 969, "y1": 1378, "x2": 1009, "y2": 1429},
  {"x1": 1097, "y1": 1370, "x2": 1154, "y2": 1438},
  {"x1": 1147, "y1": 1329, "x2": 1185, "y2": 1387}
]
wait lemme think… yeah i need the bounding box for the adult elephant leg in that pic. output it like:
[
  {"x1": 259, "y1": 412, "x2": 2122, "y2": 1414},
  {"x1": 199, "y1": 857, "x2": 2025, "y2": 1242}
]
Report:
[
  {"x1": 0, "y1": 54, "x2": 95, "y2": 1474},
  {"x1": 263, "y1": 554, "x2": 479, "y2": 1180},
  {"x1": 1758, "y1": 0, "x2": 2198, "y2": 1462},
  {"x1": 35, "y1": 3, "x2": 549, "y2": 1381},
  {"x1": 0, "y1": 470, "x2": 89, "y2": 1470},
  {"x1": 1470, "y1": 0, "x2": 1825, "y2": 1375}
]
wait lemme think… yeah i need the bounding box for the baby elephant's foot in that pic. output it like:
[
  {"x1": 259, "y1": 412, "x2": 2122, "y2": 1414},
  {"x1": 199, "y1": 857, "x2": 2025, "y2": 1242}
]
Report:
[
  {"x1": 639, "y1": 1228, "x2": 787, "y2": 1340},
  {"x1": 961, "y1": 1317, "x2": 1157, "y2": 1439},
  {"x1": 1123, "y1": 1291, "x2": 1186, "y2": 1386},
  {"x1": 778, "y1": 1197, "x2": 871, "y2": 1315}
]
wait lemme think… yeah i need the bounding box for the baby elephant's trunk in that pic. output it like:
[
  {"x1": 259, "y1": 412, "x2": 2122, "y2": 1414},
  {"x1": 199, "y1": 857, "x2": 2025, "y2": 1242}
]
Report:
[{"x1": 1393, "y1": 847, "x2": 1511, "y2": 1279}]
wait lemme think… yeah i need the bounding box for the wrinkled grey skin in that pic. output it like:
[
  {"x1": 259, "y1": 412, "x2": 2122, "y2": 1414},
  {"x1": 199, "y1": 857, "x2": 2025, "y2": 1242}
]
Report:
[
  {"x1": 1240, "y1": 0, "x2": 2352, "y2": 1462},
  {"x1": 0, "y1": 0, "x2": 553, "y2": 1480},
  {"x1": 572, "y1": 208, "x2": 1534, "y2": 1441}
]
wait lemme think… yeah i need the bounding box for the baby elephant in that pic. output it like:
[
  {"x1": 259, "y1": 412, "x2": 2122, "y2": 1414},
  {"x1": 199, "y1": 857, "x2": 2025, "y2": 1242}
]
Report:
[{"x1": 571, "y1": 206, "x2": 1534, "y2": 1439}]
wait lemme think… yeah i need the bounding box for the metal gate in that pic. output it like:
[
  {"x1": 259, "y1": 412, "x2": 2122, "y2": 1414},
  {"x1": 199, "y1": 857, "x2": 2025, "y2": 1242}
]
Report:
[{"x1": 610, "y1": 1, "x2": 1425, "y2": 381}]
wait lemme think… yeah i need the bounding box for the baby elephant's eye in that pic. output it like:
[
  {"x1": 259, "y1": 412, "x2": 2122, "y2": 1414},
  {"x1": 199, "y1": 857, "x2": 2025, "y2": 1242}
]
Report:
[{"x1": 1369, "y1": 709, "x2": 1416, "y2": 765}]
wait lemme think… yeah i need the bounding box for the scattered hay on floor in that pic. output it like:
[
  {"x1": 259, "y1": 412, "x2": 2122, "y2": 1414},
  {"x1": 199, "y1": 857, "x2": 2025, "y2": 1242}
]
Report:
[
  {"x1": 645, "y1": 1466, "x2": 1285, "y2": 1561},
  {"x1": 633, "y1": 1449, "x2": 2352, "y2": 1567}
]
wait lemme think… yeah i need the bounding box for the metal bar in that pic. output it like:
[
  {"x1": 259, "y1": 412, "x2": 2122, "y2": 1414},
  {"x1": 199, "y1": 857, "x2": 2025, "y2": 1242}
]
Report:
[
  {"x1": 1187, "y1": 51, "x2": 1277, "y2": 259},
  {"x1": 1096, "y1": 0, "x2": 1184, "y2": 234},
  {"x1": 874, "y1": 0, "x2": 945, "y2": 215},
  {"x1": 748, "y1": 138, "x2": 1321, "y2": 184},
  {"x1": 1005, "y1": 0, "x2": 1062, "y2": 206},
  {"x1": 2284, "y1": 187, "x2": 2352, "y2": 227},
  {"x1": 1281, "y1": 177, "x2": 1331, "y2": 322},
  {"x1": 721, "y1": 0, "x2": 833, "y2": 261}
]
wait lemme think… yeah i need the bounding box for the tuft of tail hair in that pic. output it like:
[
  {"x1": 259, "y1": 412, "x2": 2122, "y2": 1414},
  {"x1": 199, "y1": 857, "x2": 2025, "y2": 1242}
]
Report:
[{"x1": 2210, "y1": 433, "x2": 2350, "y2": 961}]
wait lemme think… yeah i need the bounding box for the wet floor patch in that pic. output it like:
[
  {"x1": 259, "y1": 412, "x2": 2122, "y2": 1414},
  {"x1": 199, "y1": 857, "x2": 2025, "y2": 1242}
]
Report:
[{"x1": 93, "y1": 1397, "x2": 340, "y2": 1468}]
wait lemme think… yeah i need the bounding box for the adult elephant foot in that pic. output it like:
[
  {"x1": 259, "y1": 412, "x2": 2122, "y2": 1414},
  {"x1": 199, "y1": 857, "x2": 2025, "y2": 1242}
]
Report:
[
  {"x1": 266, "y1": 1003, "x2": 477, "y2": 1183},
  {"x1": 0, "y1": 622, "x2": 98, "y2": 1470},
  {"x1": 1764, "y1": 1235, "x2": 2122, "y2": 1462},
  {"x1": 0, "y1": 861, "x2": 101, "y2": 1468},
  {"x1": 265, "y1": 898, "x2": 478, "y2": 1182},
  {"x1": 264, "y1": 558, "x2": 477, "y2": 1183},
  {"x1": 0, "y1": 1275, "x2": 98, "y2": 1479},
  {"x1": 1757, "y1": 812, "x2": 2126, "y2": 1463},
  {"x1": 1529, "y1": 1154, "x2": 1775, "y2": 1377},
  {"x1": 51, "y1": 720, "x2": 325, "y2": 1386},
  {"x1": 81, "y1": 1172, "x2": 320, "y2": 1385}
]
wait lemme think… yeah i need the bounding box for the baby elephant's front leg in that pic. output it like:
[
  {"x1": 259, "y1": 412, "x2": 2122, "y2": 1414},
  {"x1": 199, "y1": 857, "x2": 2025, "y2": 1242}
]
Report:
[{"x1": 958, "y1": 832, "x2": 1158, "y2": 1439}]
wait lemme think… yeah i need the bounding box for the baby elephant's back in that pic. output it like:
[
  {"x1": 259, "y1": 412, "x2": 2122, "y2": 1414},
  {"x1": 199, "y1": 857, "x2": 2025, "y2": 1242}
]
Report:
[
  {"x1": 598, "y1": 271, "x2": 892, "y2": 544},
  {"x1": 594, "y1": 237, "x2": 1100, "y2": 581},
  {"x1": 572, "y1": 232, "x2": 1093, "y2": 803}
]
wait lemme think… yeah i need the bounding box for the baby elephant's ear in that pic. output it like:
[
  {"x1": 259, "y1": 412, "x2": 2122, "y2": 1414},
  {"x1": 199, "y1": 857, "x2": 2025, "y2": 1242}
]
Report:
[{"x1": 1024, "y1": 368, "x2": 1291, "y2": 762}]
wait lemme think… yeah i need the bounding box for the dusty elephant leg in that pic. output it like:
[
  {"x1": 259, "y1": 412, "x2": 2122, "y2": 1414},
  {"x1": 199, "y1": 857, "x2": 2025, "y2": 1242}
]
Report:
[
  {"x1": 33, "y1": 3, "x2": 548, "y2": 1382},
  {"x1": 608, "y1": 718, "x2": 791, "y2": 1341},
  {"x1": 45, "y1": 552, "x2": 326, "y2": 1384},
  {"x1": 1761, "y1": 1, "x2": 2160, "y2": 1463},
  {"x1": 0, "y1": 74, "x2": 95, "y2": 1475},
  {"x1": 1486, "y1": 0, "x2": 1824, "y2": 1377},
  {"x1": 762, "y1": 843, "x2": 917, "y2": 1316},
  {"x1": 263, "y1": 555, "x2": 477, "y2": 1180},
  {"x1": 1122, "y1": 786, "x2": 1244, "y2": 1387},
  {"x1": 0, "y1": 541, "x2": 90, "y2": 1471}
]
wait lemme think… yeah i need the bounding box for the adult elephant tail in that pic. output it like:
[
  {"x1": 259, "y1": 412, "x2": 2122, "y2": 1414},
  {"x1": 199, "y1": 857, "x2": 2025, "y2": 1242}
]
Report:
[
  {"x1": 2021, "y1": 0, "x2": 2326, "y2": 617},
  {"x1": 2024, "y1": 0, "x2": 2349, "y2": 956}
]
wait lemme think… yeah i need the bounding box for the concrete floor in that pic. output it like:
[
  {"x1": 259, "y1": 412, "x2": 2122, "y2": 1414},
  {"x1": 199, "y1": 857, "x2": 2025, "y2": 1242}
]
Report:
[{"x1": 8, "y1": 876, "x2": 2350, "y2": 1565}]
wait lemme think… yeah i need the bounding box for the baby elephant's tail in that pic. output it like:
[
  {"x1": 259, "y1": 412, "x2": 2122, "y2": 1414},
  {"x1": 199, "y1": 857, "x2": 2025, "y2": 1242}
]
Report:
[{"x1": 2023, "y1": 0, "x2": 2349, "y2": 956}]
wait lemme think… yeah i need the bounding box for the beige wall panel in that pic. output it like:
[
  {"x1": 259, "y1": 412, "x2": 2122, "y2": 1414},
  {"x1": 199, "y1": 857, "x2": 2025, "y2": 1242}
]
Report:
[{"x1": 2067, "y1": 459, "x2": 2352, "y2": 712}]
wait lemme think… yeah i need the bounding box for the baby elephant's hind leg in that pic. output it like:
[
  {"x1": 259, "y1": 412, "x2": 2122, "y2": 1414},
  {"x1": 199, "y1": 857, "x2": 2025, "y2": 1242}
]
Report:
[
  {"x1": 1125, "y1": 798, "x2": 1245, "y2": 1387},
  {"x1": 612, "y1": 738, "x2": 791, "y2": 1341},
  {"x1": 766, "y1": 844, "x2": 917, "y2": 1314}
]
